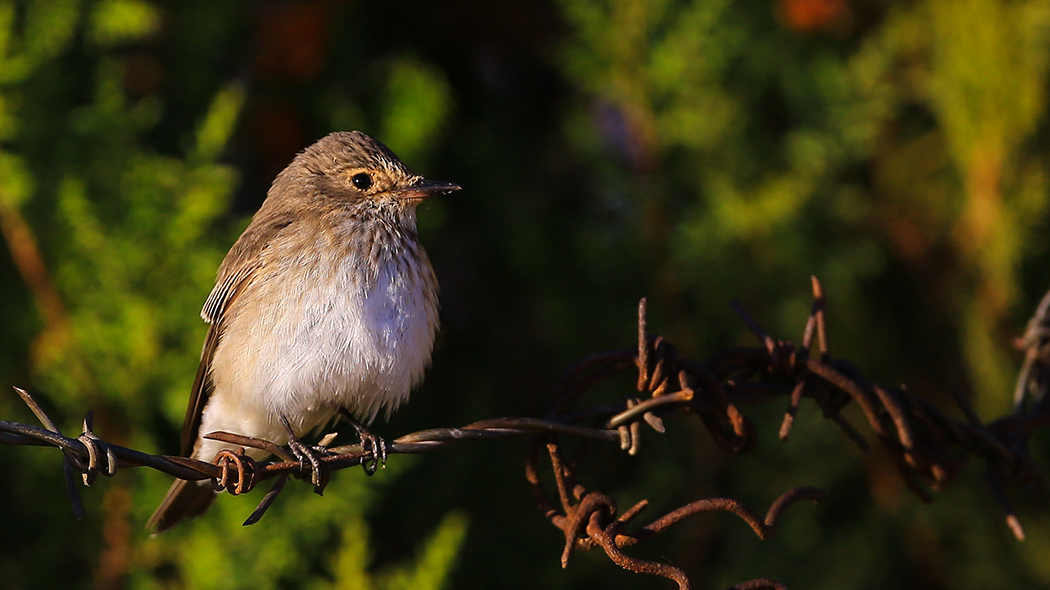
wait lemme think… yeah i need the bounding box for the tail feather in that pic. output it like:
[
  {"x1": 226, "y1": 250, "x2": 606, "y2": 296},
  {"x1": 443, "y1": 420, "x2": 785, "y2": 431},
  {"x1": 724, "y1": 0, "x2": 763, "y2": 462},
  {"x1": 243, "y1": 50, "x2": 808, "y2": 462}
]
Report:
[{"x1": 147, "y1": 478, "x2": 216, "y2": 534}]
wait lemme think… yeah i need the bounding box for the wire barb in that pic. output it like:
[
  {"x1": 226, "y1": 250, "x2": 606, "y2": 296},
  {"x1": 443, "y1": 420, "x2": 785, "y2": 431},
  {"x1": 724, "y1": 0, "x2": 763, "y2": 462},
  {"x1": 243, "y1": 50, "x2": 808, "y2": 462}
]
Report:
[{"x1": 3, "y1": 278, "x2": 1050, "y2": 588}]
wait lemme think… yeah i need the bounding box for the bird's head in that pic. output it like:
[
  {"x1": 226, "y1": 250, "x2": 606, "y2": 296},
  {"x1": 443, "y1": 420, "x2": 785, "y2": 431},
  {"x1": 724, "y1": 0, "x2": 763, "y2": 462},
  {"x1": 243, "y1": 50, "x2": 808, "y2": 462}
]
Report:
[{"x1": 284, "y1": 131, "x2": 460, "y2": 215}]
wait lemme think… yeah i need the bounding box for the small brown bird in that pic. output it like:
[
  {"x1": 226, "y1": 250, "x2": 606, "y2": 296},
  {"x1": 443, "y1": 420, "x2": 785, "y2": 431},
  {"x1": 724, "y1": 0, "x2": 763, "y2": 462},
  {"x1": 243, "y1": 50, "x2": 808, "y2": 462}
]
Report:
[{"x1": 148, "y1": 131, "x2": 458, "y2": 532}]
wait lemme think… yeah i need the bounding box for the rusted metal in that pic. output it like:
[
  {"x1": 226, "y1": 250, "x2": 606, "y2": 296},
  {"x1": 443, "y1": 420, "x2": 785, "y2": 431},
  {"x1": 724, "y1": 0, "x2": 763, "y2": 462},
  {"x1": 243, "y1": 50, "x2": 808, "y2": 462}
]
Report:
[
  {"x1": 3, "y1": 277, "x2": 1050, "y2": 588},
  {"x1": 211, "y1": 448, "x2": 257, "y2": 495}
]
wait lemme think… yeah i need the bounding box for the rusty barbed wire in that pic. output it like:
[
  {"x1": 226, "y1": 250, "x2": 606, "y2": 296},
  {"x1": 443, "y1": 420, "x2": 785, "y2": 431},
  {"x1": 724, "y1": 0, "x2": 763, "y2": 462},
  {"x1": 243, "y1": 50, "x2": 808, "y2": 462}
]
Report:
[
  {"x1": 0, "y1": 393, "x2": 622, "y2": 524},
  {"x1": 1, "y1": 276, "x2": 1048, "y2": 589},
  {"x1": 524, "y1": 434, "x2": 825, "y2": 590},
  {"x1": 518, "y1": 276, "x2": 1047, "y2": 588}
]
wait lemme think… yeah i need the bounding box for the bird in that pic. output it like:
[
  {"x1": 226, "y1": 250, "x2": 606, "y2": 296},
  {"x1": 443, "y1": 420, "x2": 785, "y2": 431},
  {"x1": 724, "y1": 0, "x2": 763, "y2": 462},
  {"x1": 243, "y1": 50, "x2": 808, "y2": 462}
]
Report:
[{"x1": 147, "y1": 131, "x2": 459, "y2": 533}]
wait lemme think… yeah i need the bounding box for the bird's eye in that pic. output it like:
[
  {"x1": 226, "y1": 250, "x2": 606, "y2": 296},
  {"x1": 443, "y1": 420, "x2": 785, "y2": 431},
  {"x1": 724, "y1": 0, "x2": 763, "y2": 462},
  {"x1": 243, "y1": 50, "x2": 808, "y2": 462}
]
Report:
[{"x1": 351, "y1": 173, "x2": 373, "y2": 190}]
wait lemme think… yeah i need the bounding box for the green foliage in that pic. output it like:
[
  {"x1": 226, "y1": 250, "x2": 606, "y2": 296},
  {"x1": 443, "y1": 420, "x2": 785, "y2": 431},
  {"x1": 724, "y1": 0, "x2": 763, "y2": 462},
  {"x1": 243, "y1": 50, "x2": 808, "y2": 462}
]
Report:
[
  {"x1": 129, "y1": 460, "x2": 463, "y2": 590},
  {"x1": 89, "y1": 0, "x2": 160, "y2": 46},
  {"x1": 0, "y1": 0, "x2": 80, "y2": 84},
  {"x1": 0, "y1": 150, "x2": 31, "y2": 207},
  {"x1": 324, "y1": 510, "x2": 467, "y2": 590},
  {"x1": 3, "y1": 0, "x2": 1050, "y2": 589},
  {"x1": 380, "y1": 54, "x2": 453, "y2": 167},
  {"x1": 0, "y1": 1, "x2": 464, "y2": 589}
]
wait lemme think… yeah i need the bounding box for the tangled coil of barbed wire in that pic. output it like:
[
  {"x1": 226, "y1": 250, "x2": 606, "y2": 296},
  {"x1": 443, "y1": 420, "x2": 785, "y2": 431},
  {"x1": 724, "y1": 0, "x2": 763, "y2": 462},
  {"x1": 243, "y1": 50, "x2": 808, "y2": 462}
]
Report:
[{"x1": 1, "y1": 276, "x2": 1047, "y2": 590}]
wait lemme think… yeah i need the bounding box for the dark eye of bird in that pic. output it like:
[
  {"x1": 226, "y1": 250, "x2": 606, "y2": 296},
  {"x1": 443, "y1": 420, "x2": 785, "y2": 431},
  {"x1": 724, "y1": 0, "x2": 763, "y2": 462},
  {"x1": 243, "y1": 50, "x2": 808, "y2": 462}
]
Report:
[{"x1": 351, "y1": 173, "x2": 373, "y2": 190}]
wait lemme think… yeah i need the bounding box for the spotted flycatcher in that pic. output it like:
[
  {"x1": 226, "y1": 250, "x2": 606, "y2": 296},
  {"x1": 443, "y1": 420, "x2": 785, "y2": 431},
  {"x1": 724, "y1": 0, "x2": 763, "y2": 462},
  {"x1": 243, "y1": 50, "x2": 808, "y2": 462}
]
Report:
[{"x1": 148, "y1": 131, "x2": 458, "y2": 532}]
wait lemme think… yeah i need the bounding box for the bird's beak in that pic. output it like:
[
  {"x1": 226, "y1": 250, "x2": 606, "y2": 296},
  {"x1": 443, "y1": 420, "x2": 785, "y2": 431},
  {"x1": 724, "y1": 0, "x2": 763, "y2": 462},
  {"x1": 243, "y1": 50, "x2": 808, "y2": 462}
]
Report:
[{"x1": 396, "y1": 179, "x2": 461, "y2": 201}]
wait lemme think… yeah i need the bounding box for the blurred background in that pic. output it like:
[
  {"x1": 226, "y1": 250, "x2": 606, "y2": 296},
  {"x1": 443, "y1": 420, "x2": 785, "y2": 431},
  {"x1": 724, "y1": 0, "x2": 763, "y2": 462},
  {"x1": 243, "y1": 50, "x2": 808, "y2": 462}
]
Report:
[{"x1": 2, "y1": 0, "x2": 1050, "y2": 588}]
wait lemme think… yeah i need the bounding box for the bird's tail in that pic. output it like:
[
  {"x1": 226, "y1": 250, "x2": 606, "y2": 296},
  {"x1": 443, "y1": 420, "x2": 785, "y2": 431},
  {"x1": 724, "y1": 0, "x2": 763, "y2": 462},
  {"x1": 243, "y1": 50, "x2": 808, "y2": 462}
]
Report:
[{"x1": 146, "y1": 478, "x2": 216, "y2": 534}]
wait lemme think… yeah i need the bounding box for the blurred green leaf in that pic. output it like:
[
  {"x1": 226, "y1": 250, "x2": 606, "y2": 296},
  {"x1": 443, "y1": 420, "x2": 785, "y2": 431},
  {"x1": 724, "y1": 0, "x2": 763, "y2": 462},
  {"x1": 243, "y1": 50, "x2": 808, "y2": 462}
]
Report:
[
  {"x1": 2, "y1": 1, "x2": 1050, "y2": 589},
  {"x1": 381, "y1": 55, "x2": 452, "y2": 165},
  {"x1": 24, "y1": 0, "x2": 80, "y2": 61},
  {"x1": 383, "y1": 511, "x2": 468, "y2": 590},
  {"x1": 191, "y1": 83, "x2": 245, "y2": 163},
  {"x1": 90, "y1": 0, "x2": 159, "y2": 46},
  {"x1": 0, "y1": 150, "x2": 31, "y2": 208}
]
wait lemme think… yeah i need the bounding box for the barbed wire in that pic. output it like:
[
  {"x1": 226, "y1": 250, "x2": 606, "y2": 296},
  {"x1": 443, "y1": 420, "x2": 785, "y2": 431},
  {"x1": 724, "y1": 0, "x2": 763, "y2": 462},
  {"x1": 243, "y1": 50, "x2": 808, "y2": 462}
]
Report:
[{"x1": 1, "y1": 276, "x2": 1047, "y2": 590}]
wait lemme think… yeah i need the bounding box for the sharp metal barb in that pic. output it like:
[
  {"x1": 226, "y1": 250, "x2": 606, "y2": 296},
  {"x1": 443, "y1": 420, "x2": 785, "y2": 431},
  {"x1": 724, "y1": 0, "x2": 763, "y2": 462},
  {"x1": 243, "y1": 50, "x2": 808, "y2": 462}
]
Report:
[
  {"x1": 62, "y1": 459, "x2": 84, "y2": 520},
  {"x1": 730, "y1": 300, "x2": 776, "y2": 355},
  {"x1": 638, "y1": 298, "x2": 649, "y2": 391},
  {"x1": 810, "y1": 276, "x2": 830, "y2": 359},
  {"x1": 205, "y1": 430, "x2": 296, "y2": 462},
  {"x1": 13, "y1": 387, "x2": 59, "y2": 432},
  {"x1": 3, "y1": 282, "x2": 1049, "y2": 588},
  {"x1": 987, "y1": 469, "x2": 1026, "y2": 541},
  {"x1": 243, "y1": 474, "x2": 288, "y2": 526},
  {"x1": 779, "y1": 380, "x2": 807, "y2": 441}
]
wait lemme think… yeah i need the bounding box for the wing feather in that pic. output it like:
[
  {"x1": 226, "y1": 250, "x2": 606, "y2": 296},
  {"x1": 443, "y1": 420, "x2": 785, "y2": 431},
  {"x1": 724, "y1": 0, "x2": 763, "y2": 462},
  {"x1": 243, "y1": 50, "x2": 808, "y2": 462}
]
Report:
[{"x1": 179, "y1": 212, "x2": 296, "y2": 456}]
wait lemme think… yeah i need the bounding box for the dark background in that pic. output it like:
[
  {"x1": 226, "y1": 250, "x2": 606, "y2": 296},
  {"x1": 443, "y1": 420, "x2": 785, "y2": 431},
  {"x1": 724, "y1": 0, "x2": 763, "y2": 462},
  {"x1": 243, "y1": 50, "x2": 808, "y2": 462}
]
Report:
[{"x1": 1, "y1": 0, "x2": 1049, "y2": 588}]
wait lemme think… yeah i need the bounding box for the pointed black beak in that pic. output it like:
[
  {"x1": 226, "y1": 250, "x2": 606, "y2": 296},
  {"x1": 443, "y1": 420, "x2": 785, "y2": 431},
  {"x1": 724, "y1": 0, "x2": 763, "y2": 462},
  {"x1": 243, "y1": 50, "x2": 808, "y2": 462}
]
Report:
[{"x1": 396, "y1": 179, "x2": 461, "y2": 200}]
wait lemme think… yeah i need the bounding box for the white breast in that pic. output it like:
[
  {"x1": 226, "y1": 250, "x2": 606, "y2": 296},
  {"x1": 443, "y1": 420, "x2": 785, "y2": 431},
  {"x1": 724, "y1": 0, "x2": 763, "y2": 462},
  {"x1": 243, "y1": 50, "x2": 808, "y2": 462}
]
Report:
[{"x1": 199, "y1": 233, "x2": 438, "y2": 454}]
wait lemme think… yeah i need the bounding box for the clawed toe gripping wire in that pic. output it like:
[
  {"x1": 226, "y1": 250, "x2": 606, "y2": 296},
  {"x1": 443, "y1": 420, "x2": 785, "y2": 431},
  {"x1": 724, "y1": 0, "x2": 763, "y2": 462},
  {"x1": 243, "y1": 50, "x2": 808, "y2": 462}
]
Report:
[{"x1": 3, "y1": 276, "x2": 1049, "y2": 588}]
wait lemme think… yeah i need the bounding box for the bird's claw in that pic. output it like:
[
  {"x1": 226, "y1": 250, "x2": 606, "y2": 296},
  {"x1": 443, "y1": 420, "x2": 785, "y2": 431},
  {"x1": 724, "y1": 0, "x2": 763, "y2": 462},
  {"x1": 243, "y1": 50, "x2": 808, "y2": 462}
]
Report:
[
  {"x1": 357, "y1": 429, "x2": 387, "y2": 476},
  {"x1": 287, "y1": 437, "x2": 332, "y2": 492},
  {"x1": 279, "y1": 415, "x2": 332, "y2": 493},
  {"x1": 339, "y1": 408, "x2": 387, "y2": 476}
]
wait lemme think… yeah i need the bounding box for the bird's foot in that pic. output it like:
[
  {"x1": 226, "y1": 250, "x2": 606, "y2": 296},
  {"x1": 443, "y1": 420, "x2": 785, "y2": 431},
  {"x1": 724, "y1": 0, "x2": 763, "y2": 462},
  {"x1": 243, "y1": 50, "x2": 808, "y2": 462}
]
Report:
[
  {"x1": 339, "y1": 409, "x2": 388, "y2": 476},
  {"x1": 355, "y1": 425, "x2": 387, "y2": 476},
  {"x1": 287, "y1": 437, "x2": 334, "y2": 490},
  {"x1": 280, "y1": 416, "x2": 332, "y2": 492}
]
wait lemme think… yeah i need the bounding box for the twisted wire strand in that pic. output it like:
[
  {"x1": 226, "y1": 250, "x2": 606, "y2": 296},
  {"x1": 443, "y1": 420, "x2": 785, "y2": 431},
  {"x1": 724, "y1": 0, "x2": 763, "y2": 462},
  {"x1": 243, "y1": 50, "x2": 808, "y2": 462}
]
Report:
[{"x1": 2, "y1": 276, "x2": 1048, "y2": 589}]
